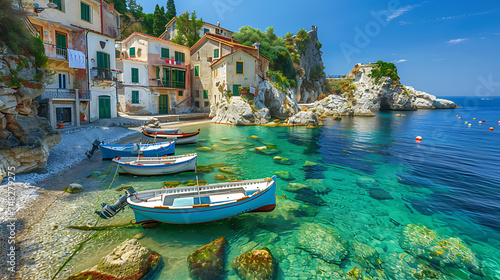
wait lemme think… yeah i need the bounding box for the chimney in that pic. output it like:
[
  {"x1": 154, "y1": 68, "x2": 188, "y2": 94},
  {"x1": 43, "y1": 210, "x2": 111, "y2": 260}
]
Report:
[{"x1": 217, "y1": 22, "x2": 220, "y2": 27}]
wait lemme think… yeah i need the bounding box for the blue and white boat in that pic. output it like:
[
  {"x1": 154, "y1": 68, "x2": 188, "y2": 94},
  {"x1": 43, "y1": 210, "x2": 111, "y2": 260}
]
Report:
[
  {"x1": 95, "y1": 177, "x2": 277, "y2": 224},
  {"x1": 99, "y1": 141, "x2": 175, "y2": 160},
  {"x1": 142, "y1": 126, "x2": 180, "y2": 134},
  {"x1": 112, "y1": 153, "x2": 197, "y2": 176}
]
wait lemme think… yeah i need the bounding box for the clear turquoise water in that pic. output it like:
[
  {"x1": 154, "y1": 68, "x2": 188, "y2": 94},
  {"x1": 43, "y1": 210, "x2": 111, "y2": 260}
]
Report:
[{"x1": 63, "y1": 97, "x2": 500, "y2": 279}]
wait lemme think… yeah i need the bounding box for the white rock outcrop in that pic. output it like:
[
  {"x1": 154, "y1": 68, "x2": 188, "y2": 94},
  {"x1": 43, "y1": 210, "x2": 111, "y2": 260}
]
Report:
[{"x1": 284, "y1": 111, "x2": 319, "y2": 126}]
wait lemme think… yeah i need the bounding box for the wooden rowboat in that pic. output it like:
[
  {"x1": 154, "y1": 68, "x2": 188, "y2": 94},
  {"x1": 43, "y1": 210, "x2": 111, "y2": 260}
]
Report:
[
  {"x1": 141, "y1": 128, "x2": 200, "y2": 145},
  {"x1": 96, "y1": 177, "x2": 277, "y2": 224},
  {"x1": 112, "y1": 153, "x2": 197, "y2": 176},
  {"x1": 99, "y1": 141, "x2": 175, "y2": 160},
  {"x1": 142, "y1": 126, "x2": 179, "y2": 134}
]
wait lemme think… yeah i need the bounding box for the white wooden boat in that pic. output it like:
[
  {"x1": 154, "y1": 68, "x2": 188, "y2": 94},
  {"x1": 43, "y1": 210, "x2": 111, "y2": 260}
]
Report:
[
  {"x1": 112, "y1": 153, "x2": 197, "y2": 176},
  {"x1": 142, "y1": 126, "x2": 180, "y2": 134},
  {"x1": 95, "y1": 177, "x2": 277, "y2": 224},
  {"x1": 141, "y1": 128, "x2": 200, "y2": 145},
  {"x1": 99, "y1": 141, "x2": 174, "y2": 159}
]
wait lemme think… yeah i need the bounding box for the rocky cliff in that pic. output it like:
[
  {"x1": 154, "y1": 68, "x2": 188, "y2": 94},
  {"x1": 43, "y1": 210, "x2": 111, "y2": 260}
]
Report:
[
  {"x1": 211, "y1": 81, "x2": 299, "y2": 125},
  {"x1": 0, "y1": 53, "x2": 61, "y2": 182},
  {"x1": 290, "y1": 26, "x2": 327, "y2": 103}
]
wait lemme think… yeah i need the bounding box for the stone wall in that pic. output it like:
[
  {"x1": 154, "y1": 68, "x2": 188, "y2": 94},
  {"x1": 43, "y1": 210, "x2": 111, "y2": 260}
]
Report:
[{"x1": 0, "y1": 53, "x2": 61, "y2": 182}]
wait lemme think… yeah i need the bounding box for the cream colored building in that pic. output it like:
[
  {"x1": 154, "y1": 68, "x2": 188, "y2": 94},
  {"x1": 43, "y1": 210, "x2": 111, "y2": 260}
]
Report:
[
  {"x1": 160, "y1": 18, "x2": 234, "y2": 42},
  {"x1": 116, "y1": 33, "x2": 192, "y2": 115}
]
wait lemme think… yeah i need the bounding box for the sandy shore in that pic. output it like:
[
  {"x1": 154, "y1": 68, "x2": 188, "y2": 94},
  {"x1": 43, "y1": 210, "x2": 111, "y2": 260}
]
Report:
[{"x1": 0, "y1": 119, "x2": 211, "y2": 279}]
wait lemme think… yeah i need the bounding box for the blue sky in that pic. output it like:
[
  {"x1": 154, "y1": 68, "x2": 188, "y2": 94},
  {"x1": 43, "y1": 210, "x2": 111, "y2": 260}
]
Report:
[{"x1": 137, "y1": 0, "x2": 500, "y2": 96}]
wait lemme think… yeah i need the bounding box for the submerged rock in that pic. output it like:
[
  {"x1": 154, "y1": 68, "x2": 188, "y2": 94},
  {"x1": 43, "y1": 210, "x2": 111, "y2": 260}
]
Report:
[
  {"x1": 274, "y1": 171, "x2": 295, "y2": 181},
  {"x1": 368, "y1": 188, "x2": 393, "y2": 201},
  {"x1": 350, "y1": 241, "x2": 381, "y2": 269},
  {"x1": 180, "y1": 179, "x2": 207, "y2": 186},
  {"x1": 64, "y1": 183, "x2": 83, "y2": 194},
  {"x1": 187, "y1": 237, "x2": 227, "y2": 280},
  {"x1": 284, "y1": 183, "x2": 309, "y2": 192},
  {"x1": 231, "y1": 248, "x2": 277, "y2": 280},
  {"x1": 219, "y1": 167, "x2": 239, "y2": 174},
  {"x1": 196, "y1": 147, "x2": 213, "y2": 152},
  {"x1": 88, "y1": 171, "x2": 103, "y2": 178},
  {"x1": 67, "y1": 239, "x2": 162, "y2": 280},
  {"x1": 294, "y1": 189, "x2": 327, "y2": 206},
  {"x1": 294, "y1": 223, "x2": 349, "y2": 264},
  {"x1": 382, "y1": 252, "x2": 445, "y2": 280},
  {"x1": 163, "y1": 181, "x2": 181, "y2": 187},
  {"x1": 196, "y1": 165, "x2": 214, "y2": 173},
  {"x1": 398, "y1": 224, "x2": 484, "y2": 276},
  {"x1": 214, "y1": 174, "x2": 238, "y2": 182},
  {"x1": 273, "y1": 156, "x2": 295, "y2": 165}
]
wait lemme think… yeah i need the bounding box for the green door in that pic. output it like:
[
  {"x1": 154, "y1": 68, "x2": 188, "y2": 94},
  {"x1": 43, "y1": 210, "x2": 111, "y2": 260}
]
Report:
[
  {"x1": 159, "y1": 95, "x2": 168, "y2": 114},
  {"x1": 56, "y1": 33, "x2": 67, "y2": 58},
  {"x1": 98, "y1": 96, "x2": 111, "y2": 119},
  {"x1": 232, "y1": 84, "x2": 241, "y2": 96}
]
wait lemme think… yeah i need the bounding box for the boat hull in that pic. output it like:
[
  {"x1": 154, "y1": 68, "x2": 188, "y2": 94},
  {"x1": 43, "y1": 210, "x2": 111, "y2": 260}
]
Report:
[
  {"x1": 116, "y1": 155, "x2": 197, "y2": 176},
  {"x1": 142, "y1": 127, "x2": 179, "y2": 134},
  {"x1": 100, "y1": 142, "x2": 175, "y2": 159},
  {"x1": 141, "y1": 133, "x2": 199, "y2": 145},
  {"x1": 129, "y1": 181, "x2": 276, "y2": 224}
]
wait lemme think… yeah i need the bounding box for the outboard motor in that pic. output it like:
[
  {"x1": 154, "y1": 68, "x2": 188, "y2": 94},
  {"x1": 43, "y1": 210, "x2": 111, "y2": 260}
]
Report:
[
  {"x1": 95, "y1": 187, "x2": 136, "y2": 219},
  {"x1": 86, "y1": 139, "x2": 103, "y2": 158}
]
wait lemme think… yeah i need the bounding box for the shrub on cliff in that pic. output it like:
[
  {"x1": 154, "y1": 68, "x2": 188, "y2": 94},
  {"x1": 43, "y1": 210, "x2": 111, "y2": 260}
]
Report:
[
  {"x1": 369, "y1": 60, "x2": 400, "y2": 84},
  {"x1": 0, "y1": 0, "x2": 47, "y2": 68},
  {"x1": 295, "y1": 29, "x2": 311, "y2": 53}
]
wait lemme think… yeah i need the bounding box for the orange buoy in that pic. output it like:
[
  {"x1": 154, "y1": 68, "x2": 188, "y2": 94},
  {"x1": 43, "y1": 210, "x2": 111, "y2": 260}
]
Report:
[
  {"x1": 416, "y1": 136, "x2": 422, "y2": 143},
  {"x1": 479, "y1": 121, "x2": 483, "y2": 124},
  {"x1": 456, "y1": 115, "x2": 459, "y2": 117},
  {"x1": 490, "y1": 127, "x2": 494, "y2": 131},
  {"x1": 468, "y1": 124, "x2": 472, "y2": 127},
  {"x1": 473, "y1": 118, "x2": 476, "y2": 120},
  {"x1": 458, "y1": 117, "x2": 462, "y2": 119},
  {"x1": 465, "y1": 121, "x2": 468, "y2": 125}
]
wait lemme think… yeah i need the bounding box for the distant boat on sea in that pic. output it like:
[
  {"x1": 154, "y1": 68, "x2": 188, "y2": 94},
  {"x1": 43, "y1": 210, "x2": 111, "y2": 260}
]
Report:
[
  {"x1": 95, "y1": 176, "x2": 277, "y2": 224},
  {"x1": 112, "y1": 153, "x2": 197, "y2": 176},
  {"x1": 99, "y1": 141, "x2": 175, "y2": 159}
]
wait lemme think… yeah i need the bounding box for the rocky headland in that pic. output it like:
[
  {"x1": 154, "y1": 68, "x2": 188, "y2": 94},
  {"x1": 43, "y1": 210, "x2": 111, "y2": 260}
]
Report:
[{"x1": 0, "y1": 52, "x2": 61, "y2": 182}]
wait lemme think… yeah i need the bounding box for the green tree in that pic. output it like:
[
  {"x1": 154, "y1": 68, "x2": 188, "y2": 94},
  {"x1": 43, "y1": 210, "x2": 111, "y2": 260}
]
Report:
[
  {"x1": 295, "y1": 29, "x2": 310, "y2": 53},
  {"x1": 369, "y1": 60, "x2": 400, "y2": 84},
  {"x1": 113, "y1": 0, "x2": 127, "y2": 15},
  {"x1": 284, "y1": 32, "x2": 293, "y2": 39},
  {"x1": 152, "y1": 5, "x2": 168, "y2": 37},
  {"x1": 171, "y1": 11, "x2": 203, "y2": 47},
  {"x1": 165, "y1": 0, "x2": 176, "y2": 22}
]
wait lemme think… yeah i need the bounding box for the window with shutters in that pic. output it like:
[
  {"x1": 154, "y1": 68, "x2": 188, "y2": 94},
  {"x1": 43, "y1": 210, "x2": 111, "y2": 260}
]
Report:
[
  {"x1": 81, "y1": 2, "x2": 90, "y2": 22},
  {"x1": 195, "y1": 90, "x2": 200, "y2": 98},
  {"x1": 129, "y1": 47, "x2": 135, "y2": 57},
  {"x1": 52, "y1": 0, "x2": 63, "y2": 11},
  {"x1": 131, "y1": 68, "x2": 139, "y2": 83},
  {"x1": 178, "y1": 90, "x2": 183, "y2": 96},
  {"x1": 58, "y1": 73, "x2": 67, "y2": 89},
  {"x1": 204, "y1": 28, "x2": 209, "y2": 34},
  {"x1": 204, "y1": 101, "x2": 209, "y2": 108},
  {"x1": 214, "y1": 49, "x2": 219, "y2": 59},
  {"x1": 195, "y1": 101, "x2": 200, "y2": 108},
  {"x1": 195, "y1": 66, "x2": 199, "y2": 77},
  {"x1": 132, "y1": 91, "x2": 139, "y2": 104},
  {"x1": 174, "y1": 51, "x2": 185, "y2": 62},
  {"x1": 203, "y1": 90, "x2": 208, "y2": 99},
  {"x1": 96, "y1": 51, "x2": 110, "y2": 79},
  {"x1": 161, "y1": 48, "x2": 169, "y2": 59},
  {"x1": 236, "y1": 61, "x2": 244, "y2": 75}
]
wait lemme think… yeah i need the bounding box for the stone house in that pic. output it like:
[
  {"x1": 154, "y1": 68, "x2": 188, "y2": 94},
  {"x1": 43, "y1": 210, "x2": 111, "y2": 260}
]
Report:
[
  {"x1": 160, "y1": 18, "x2": 234, "y2": 42},
  {"x1": 26, "y1": 0, "x2": 120, "y2": 126},
  {"x1": 190, "y1": 33, "x2": 269, "y2": 110},
  {"x1": 116, "y1": 32, "x2": 191, "y2": 115}
]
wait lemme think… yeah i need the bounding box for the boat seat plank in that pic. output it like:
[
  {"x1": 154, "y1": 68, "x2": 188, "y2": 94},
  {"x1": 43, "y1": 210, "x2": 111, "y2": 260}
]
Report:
[{"x1": 173, "y1": 197, "x2": 194, "y2": 207}]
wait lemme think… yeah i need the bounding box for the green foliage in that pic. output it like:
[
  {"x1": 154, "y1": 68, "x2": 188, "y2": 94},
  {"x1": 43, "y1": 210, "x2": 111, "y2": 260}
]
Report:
[
  {"x1": 153, "y1": 5, "x2": 168, "y2": 37},
  {"x1": 295, "y1": 29, "x2": 310, "y2": 53},
  {"x1": 112, "y1": 0, "x2": 127, "y2": 14},
  {"x1": 284, "y1": 32, "x2": 293, "y2": 39},
  {"x1": 309, "y1": 65, "x2": 325, "y2": 80},
  {"x1": 172, "y1": 11, "x2": 203, "y2": 47},
  {"x1": 369, "y1": 60, "x2": 400, "y2": 84},
  {"x1": 0, "y1": 0, "x2": 47, "y2": 68},
  {"x1": 165, "y1": 0, "x2": 176, "y2": 23},
  {"x1": 315, "y1": 40, "x2": 322, "y2": 50},
  {"x1": 268, "y1": 70, "x2": 296, "y2": 93},
  {"x1": 233, "y1": 26, "x2": 296, "y2": 80},
  {"x1": 402, "y1": 85, "x2": 410, "y2": 97}
]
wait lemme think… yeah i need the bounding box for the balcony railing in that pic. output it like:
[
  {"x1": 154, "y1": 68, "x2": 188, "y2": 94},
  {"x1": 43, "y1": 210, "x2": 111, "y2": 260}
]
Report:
[
  {"x1": 43, "y1": 42, "x2": 68, "y2": 60},
  {"x1": 151, "y1": 79, "x2": 185, "y2": 89},
  {"x1": 91, "y1": 67, "x2": 122, "y2": 82},
  {"x1": 41, "y1": 89, "x2": 91, "y2": 100}
]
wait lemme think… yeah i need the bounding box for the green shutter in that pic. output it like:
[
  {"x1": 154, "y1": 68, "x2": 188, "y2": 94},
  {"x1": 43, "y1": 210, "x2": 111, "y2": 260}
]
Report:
[
  {"x1": 163, "y1": 68, "x2": 170, "y2": 87},
  {"x1": 156, "y1": 67, "x2": 160, "y2": 79},
  {"x1": 175, "y1": 51, "x2": 185, "y2": 63},
  {"x1": 174, "y1": 51, "x2": 178, "y2": 61},
  {"x1": 56, "y1": 33, "x2": 67, "y2": 49},
  {"x1": 204, "y1": 28, "x2": 209, "y2": 34},
  {"x1": 178, "y1": 90, "x2": 183, "y2": 96},
  {"x1": 161, "y1": 48, "x2": 169, "y2": 59},
  {"x1": 132, "y1": 91, "x2": 139, "y2": 104},
  {"x1": 129, "y1": 47, "x2": 135, "y2": 57},
  {"x1": 53, "y1": 0, "x2": 62, "y2": 10},
  {"x1": 214, "y1": 49, "x2": 219, "y2": 59},
  {"x1": 203, "y1": 90, "x2": 208, "y2": 99},
  {"x1": 81, "y1": 2, "x2": 90, "y2": 22},
  {"x1": 131, "y1": 68, "x2": 139, "y2": 83},
  {"x1": 236, "y1": 61, "x2": 244, "y2": 74},
  {"x1": 195, "y1": 66, "x2": 199, "y2": 77}
]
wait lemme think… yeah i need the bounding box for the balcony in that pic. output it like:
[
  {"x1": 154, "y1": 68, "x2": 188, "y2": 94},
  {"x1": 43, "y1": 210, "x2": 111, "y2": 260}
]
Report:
[
  {"x1": 91, "y1": 67, "x2": 122, "y2": 86},
  {"x1": 150, "y1": 79, "x2": 185, "y2": 89},
  {"x1": 43, "y1": 42, "x2": 68, "y2": 60},
  {"x1": 41, "y1": 89, "x2": 90, "y2": 100}
]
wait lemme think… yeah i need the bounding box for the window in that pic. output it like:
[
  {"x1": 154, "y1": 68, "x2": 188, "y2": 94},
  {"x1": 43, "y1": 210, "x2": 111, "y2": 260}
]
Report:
[
  {"x1": 236, "y1": 61, "x2": 244, "y2": 75},
  {"x1": 195, "y1": 65, "x2": 199, "y2": 77},
  {"x1": 178, "y1": 90, "x2": 183, "y2": 96},
  {"x1": 172, "y1": 70, "x2": 186, "y2": 88},
  {"x1": 214, "y1": 49, "x2": 219, "y2": 59},
  {"x1": 195, "y1": 101, "x2": 200, "y2": 108},
  {"x1": 174, "y1": 51, "x2": 185, "y2": 63},
  {"x1": 56, "y1": 107, "x2": 71, "y2": 123},
  {"x1": 204, "y1": 101, "x2": 209, "y2": 108},
  {"x1": 129, "y1": 47, "x2": 135, "y2": 57},
  {"x1": 132, "y1": 91, "x2": 139, "y2": 104},
  {"x1": 131, "y1": 68, "x2": 139, "y2": 83},
  {"x1": 203, "y1": 90, "x2": 208, "y2": 99},
  {"x1": 58, "y1": 73, "x2": 67, "y2": 89},
  {"x1": 52, "y1": 0, "x2": 63, "y2": 11},
  {"x1": 204, "y1": 28, "x2": 209, "y2": 34},
  {"x1": 161, "y1": 48, "x2": 169, "y2": 59},
  {"x1": 163, "y1": 68, "x2": 170, "y2": 87},
  {"x1": 81, "y1": 2, "x2": 90, "y2": 22},
  {"x1": 195, "y1": 90, "x2": 200, "y2": 98},
  {"x1": 96, "y1": 51, "x2": 110, "y2": 79},
  {"x1": 156, "y1": 66, "x2": 160, "y2": 79}
]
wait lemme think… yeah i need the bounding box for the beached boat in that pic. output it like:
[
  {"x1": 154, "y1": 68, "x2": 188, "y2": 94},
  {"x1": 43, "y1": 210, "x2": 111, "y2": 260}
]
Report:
[
  {"x1": 141, "y1": 128, "x2": 200, "y2": 145},
  {"x1": 142, "y1": 127, "x2": 180, "y2": 134},
  {"x1": 112, "y1": 153, "x2": 197, "y2": 176},
  {"x1": 99, "y1": 141, "x2": 175, "y2": 159},
  {"x1": 95, "y1": 176, "x2": 277, "y2": 224}
]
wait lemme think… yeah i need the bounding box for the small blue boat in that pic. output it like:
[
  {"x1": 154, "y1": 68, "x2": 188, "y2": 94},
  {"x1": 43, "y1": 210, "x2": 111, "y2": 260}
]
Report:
[{"x1": 99, "y1": 141, "x2": 175, "y2": 159}]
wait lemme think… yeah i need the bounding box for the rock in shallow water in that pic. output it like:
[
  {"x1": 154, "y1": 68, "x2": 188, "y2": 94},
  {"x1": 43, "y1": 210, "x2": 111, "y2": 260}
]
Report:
[
  {"x1": 368, "y1": 188, "x2": 393, "y2": 201},
  {"x1": 294, "y1": 223, "x2": 349, "y2": 264},
  {"x1": 231, "y1": 247, "x2": 277, "y2": 280},
  {"x1": 67, "y1": 239, "x2": 162, "y2": 280},
  {"x1": 274, "y1": 171, "x2": 295, "y2": 181},
  {"x1": 64, "y1": 183, "x2": 83, "y2": 194},
  {"x1": 187, "y1": 237, "x2": 227, "y2": 280}
]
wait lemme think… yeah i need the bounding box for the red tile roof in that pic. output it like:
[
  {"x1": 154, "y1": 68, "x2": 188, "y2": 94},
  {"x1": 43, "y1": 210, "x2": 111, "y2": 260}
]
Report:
[{"x1": 122, "y1": 32, "x2": 190, "y2": 50}]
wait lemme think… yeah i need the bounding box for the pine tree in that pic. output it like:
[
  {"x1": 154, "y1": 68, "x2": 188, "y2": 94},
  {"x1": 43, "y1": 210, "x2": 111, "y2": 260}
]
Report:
[
  {"x1": 171, "y1": 11, "x2": 203, "y2": 47},
  {"x1": 152, "y1": 5, "x2": 162, "y2": 37},
  {"x1": 165, "y1": 0, "x2": 176, "y2": 22},
  {"x1": 113, "y1": 0, "x2": 127, "y2": 15}
]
